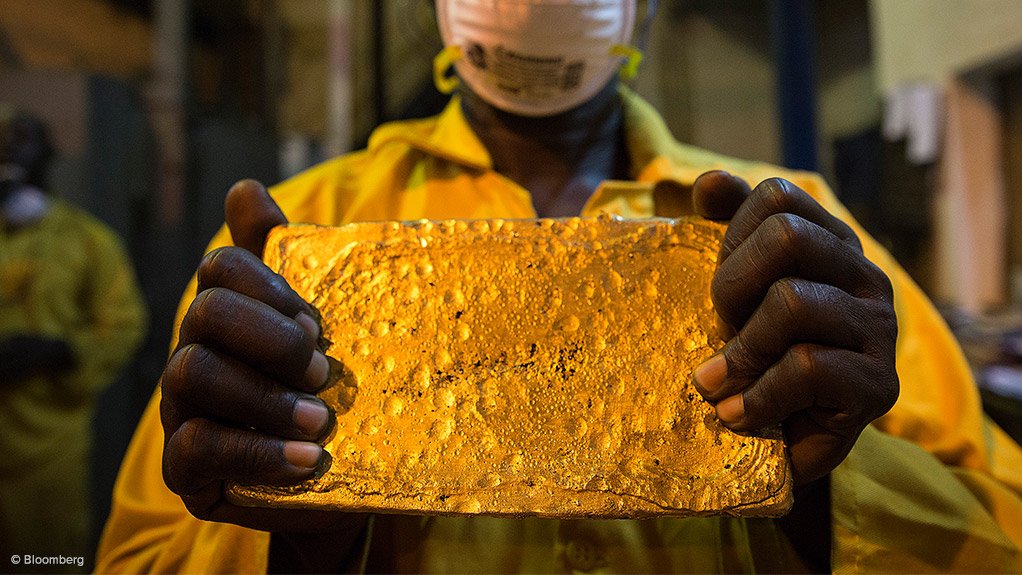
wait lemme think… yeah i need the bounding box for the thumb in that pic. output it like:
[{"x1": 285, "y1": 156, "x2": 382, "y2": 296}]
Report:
[
  {"x1": 224, "y1": 179, "x2": 288, "y2": 257},
  {"x1": 692, "y1": 170, "x2": 752, "y2": 221}
]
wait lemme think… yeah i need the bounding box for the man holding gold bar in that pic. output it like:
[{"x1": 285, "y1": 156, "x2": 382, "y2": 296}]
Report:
[{"x1": 99, "y1": 1, "x2": 1021, "y2": 572}]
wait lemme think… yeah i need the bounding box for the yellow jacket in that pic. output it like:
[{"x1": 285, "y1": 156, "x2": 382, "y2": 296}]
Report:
[
  {"x1": 98, "y1": 89, "x2": 1022, "y2": 573},
  {"x1": 0, "y1": 200, "x2": 146, "y2": 469}
]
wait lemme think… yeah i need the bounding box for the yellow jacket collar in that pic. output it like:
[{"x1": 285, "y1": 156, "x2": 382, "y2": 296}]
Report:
[
  {"x1": 368, "y1": 95, "x2": 492, "y2": 171},
  {"x1": 367, "y1": 86, "x2": 695, "y2": 191}
]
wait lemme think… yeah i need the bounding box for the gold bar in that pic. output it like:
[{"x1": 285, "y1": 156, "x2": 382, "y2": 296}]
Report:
[{"x1": 227, "y1": 215, "x2": 792, "y2": 518}]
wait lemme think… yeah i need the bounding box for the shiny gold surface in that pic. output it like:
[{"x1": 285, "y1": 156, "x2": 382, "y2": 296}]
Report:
[{"x1": 227, "y1": 215, "x2": 792, "y2": 518}]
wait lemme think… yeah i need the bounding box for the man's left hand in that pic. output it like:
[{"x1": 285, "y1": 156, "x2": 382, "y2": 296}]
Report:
[
  {"x1": 0, "y1": 334, "x2": 77, "y2": 384},
  {"x1": 690, "y1": 172, "x2": 899, "y2": 486}
]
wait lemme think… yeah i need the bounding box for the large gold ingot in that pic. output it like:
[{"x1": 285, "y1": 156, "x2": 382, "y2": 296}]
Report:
[{"x1": 228, "y1": 215, "x2": 792, "y2": 518}]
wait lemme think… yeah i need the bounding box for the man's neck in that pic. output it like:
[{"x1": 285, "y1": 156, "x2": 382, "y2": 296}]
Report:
[{"x1": 459, "y1": 80, "x2": 629, "y2": 217}]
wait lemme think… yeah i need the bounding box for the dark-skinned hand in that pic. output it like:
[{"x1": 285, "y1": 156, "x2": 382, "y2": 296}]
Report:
[
  {"x1": 689, "y1": 171, "x2": 899, "y2": 570},
  {"x1": 160, "y1": 180, "x2": 366, "y2": 571},
  {"x1": 0, "y1": 334, "x2": 76, "y2": 384}
]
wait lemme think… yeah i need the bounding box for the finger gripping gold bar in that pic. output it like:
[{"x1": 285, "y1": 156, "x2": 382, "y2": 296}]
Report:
[{"x1": 227, "y1": 215, "x2": 793, "y2": 518}]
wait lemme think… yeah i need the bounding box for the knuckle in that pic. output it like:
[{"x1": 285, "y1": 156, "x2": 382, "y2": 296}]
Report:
[
  {"x1": 197, "y1": 246, "x2": 249, "y2": 290},
  {"x1": 858, "y1": 291, "x2": 898, "y2": 349},
  {"x1": 177, "y1": 418, "x2": 214, "y2": 464},
  {"x1": 786, "y1": 343, "x2": 819, "y2": 376},
  {"x1": 164, "y1": 344, "x2": 219, "y2": 399},
  {"x1": 755, "y1": 178, "x2": 797, "y2": 214},
  {"x1": 769, "y1": 278, "x2": 810, "y2": 321},
  {"x1": 868, "y1": 262, "x2": 896, "y2": 302},
  {"x1": 164, "y1": 418, "x2": 210, "y2": 494},
  {"x1": 842, "y1": 224, "x2": 865, "y2": 252},
  {"x1": 197, "y1": 247, "x2": 235, "y2": 287},
  {"x1": 871, "y1": 298, "x2": 899, "y2": 338},
  {"x1": 722, "y1": 337, "x2": 758, "y2": 383},
  {"x1": 187, "y1": 287, "x2": 232, "y2": 334},
  {"x1": 194, "y1": 286, "x2": 231, "y2": 318},
  {"x1": 763, "y1": 213, "x2": 807, "y2": 257},
  {"x1": 162, "y1": 344, "x2": 196, "y2": 397},
  {"x1": 709, "y1": 268, "x2": 739, "y2": 321}
]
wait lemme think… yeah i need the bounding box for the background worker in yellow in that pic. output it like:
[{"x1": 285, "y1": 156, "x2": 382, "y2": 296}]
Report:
[
  {"x1": 0, "y1": 105, "x2": 147, "y2": 566},
  {"x1": 99, "y1": 1, "x2": 1021, "y2": 572}
]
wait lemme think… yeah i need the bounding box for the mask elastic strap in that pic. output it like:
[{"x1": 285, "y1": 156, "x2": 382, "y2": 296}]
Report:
[
  {"x1": 433, "y1": 45, "x2": 463, "y2": 94},
  {"x1": 611, "y1": 45, "x2": 643, "y2": 81}
]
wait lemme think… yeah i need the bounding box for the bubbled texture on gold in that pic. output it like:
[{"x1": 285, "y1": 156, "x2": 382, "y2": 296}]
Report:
[{"x1": 228, "y1": 216, "x2": 792, "y2": 518}]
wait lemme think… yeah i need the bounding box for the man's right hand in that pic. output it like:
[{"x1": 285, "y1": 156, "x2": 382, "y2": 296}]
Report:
[{"x1": 160, "y1": 180, "x2": 361, "y2": 541}]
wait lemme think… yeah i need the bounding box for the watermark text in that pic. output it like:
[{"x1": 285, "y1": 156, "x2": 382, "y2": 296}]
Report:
[{"x1": 10, "y1": 554, "x2": 85, "y2": 568}]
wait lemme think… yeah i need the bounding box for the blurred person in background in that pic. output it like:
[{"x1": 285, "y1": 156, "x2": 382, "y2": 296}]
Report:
[
  {"x1": 98, "y1": 1, "x2": 1021, "y2": 572},
  {"x1": 0, "y1": 104, "x2": 147, "y2": 568}
]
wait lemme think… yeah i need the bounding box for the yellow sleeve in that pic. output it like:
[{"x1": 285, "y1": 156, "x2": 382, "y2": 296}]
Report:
[
  {"x1": 784, "y1": 172, "x2": 1022, "y2": 572},
  {"x1": 833, "y1": 426, "x2": 1021, "y2": 572},
  {"x1": 63, "y1": 213, "x2": 147, "y2": 400},
  {"x1": 95, "y1": 222, "x2": 273, "y2": 573},
  {"x1": 95, "y1": 389, "x2": 271, "y2": 573}
]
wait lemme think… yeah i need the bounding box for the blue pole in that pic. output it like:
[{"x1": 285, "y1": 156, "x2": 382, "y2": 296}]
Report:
[{"x1": 771, "y1": 0, "x2": 819, "y2": 172}]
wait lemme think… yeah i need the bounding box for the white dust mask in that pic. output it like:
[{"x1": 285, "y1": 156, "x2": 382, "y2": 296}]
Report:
[
  {"x1": 435, "y1": 0, "x2": 639, "y2": 117},
  {"x1": 1, "y1": 184, "x2": 49, "y2": 226}
]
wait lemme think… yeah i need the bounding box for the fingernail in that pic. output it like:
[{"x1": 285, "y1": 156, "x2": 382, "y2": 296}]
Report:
[
  {"x1": 284, "y1": 441, "x2": 323, "y2": 469},
  {"x1": 716, "y1": 394, "x2": 745, "y2": 424},
  {"x1": 313, "y1": 450, "x2": 333, "y2": 479},
  {"x1": 694, "y1": 170, "x2": 730, "y2": 185},
  {"x1": 693, "y1": 353, "x2": 727, "y2": 394},
  {"x1": 305, "y1": 351, "x2": 330, "y2": 389},
  {"x1": 294, "y1": 397, "x2": 330, "y2": 437},
  {"x1": 295, "y1": 312, "x2": 320, "y2": 339}
]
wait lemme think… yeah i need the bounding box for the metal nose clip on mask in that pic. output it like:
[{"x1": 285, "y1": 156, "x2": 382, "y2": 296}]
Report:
[{"x1": 435, "y1": 0, "x2": 639, "y2": 118}]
